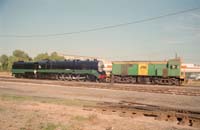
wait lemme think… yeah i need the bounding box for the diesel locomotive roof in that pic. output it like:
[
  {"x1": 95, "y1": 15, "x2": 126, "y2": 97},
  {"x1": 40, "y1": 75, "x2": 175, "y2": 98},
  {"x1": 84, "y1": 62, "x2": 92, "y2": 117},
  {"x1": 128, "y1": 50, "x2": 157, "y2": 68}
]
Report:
[
  {"x1": 112, "y1": 58, "x2": 181, "y2": 64},
  {"x1": 112, "y1": 61, "x2": 168, "y2": 64}
]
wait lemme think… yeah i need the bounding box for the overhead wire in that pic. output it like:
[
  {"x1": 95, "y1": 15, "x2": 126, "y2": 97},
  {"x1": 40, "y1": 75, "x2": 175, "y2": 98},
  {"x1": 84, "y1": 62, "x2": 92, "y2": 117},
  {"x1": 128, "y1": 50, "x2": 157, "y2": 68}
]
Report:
[{"x1": 0, "y1": 7, "x2": 200, "y2": 38}]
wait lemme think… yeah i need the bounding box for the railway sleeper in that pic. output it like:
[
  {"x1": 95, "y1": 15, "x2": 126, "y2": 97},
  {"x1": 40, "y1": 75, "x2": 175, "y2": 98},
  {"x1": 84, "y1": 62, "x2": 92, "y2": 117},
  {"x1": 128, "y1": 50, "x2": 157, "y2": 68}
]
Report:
[{"x1": 84, "y1": 105, "x2": 200, "y2": 128}]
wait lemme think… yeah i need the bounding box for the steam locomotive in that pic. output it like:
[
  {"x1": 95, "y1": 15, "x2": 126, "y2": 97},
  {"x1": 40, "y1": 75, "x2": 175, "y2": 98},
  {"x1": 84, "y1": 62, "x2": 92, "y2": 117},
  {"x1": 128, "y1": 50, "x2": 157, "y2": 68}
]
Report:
[{"x1": 12, "y1": 59, "x2": 106, "y2": 82}]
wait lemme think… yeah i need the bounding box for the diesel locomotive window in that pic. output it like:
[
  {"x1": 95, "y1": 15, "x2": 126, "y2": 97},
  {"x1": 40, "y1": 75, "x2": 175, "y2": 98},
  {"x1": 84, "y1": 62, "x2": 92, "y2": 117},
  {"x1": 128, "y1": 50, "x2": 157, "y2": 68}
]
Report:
[
  {"x1": 170, "y1": 65, "x2": 179, "y2": 69},
  {"x1": 140, "y1": 66, "x2": 147, "y2": 69}
]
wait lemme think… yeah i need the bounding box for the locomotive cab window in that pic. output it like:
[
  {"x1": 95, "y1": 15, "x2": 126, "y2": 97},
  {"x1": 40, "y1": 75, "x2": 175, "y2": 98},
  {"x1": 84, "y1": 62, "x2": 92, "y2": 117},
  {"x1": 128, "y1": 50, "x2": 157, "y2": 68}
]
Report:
[{"x1": 170, "y1": 65, "x2": 179, "y2": 69}]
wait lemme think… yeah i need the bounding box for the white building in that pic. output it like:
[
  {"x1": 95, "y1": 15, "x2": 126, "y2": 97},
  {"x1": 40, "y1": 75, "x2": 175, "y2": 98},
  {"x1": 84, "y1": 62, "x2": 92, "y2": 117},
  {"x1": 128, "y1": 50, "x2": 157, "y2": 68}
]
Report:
[
  {"x1": 181, "y1": 63, "x2": 200, "y2": 79},
  {"x1": 181, "y1": 64, "x2": 200, "y2": 73}
]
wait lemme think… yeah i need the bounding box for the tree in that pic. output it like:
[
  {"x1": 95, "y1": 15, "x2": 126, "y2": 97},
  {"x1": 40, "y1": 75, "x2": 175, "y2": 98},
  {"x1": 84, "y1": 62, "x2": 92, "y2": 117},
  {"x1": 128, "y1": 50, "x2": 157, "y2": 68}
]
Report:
[
  {"x1": 34, "y1": 53, "x2": 49, "y2": 61},
  {"x1": 13, "y1": 50, "x2": 31, "y2": 61},
  {"x1": 7, "y1": 56, "x2": 16, "y2": 71},
  {"x1": 0, "y1": 54, "x2": 8, "y2": 71},
  {"x1": 0, "y1": 50, "x2": 65, "y2": 71},
  {"x1": 49, "y1": 52, "x2": 65, "y2": 60},
  {"x1": 4, "y1": 50, "x2": 32, "y2": 71}
]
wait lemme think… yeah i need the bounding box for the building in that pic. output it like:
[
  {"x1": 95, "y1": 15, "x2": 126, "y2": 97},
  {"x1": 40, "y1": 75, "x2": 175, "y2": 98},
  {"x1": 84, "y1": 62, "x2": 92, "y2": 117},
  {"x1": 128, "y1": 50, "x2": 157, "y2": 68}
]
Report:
[
  {"x1": 181, "y1": 63, "x2": 200, "y2": 79},
  {"x1": 181, "y1": 64, "x2": 200, "y2": 73}
]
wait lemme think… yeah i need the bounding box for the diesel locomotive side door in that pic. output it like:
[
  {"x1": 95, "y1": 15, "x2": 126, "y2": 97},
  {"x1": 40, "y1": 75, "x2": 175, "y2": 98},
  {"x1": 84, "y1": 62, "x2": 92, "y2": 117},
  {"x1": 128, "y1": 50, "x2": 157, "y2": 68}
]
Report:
[{"x1": 138, "y1": 63, "x2": 148, "y2": 76}]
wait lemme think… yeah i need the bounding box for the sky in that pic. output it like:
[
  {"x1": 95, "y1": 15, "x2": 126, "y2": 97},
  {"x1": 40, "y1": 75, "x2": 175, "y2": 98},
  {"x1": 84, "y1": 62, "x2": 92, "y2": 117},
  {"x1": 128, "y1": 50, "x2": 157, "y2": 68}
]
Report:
[{"x1": 0, "y1": 0, "x2": 200, "y2": 63}]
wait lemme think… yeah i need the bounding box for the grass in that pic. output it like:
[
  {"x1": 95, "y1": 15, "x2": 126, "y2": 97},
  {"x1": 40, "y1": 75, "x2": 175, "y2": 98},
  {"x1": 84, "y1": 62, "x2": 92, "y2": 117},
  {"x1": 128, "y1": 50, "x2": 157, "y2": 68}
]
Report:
[
  {"x1": 71, "y1": 115, "x2": 89, "y2": 122},
  {"x1": 0, "y1": 94, "x2": 98, "y2": 130},
  {"x1": 39, "y1": 123, "x2": 70, "y2": 130},
  {"x1": 88, "y1": 114, "x2": 98, "y2": 121},
  {"x1": 0, "y1": 94, "x2": 96, "y2": 107},
  {"x1": 71, "y1": 114, "x2": 98, "y2": 122},
  {"x1": 43, "y1": 123, "x2": 57, "y2": 130},
  {"x1": 0, "y1": 107, "x2": 5, "y2": 112},
  {"x1": 40, "y1": 122, "x2": 88, "y2": 130}
]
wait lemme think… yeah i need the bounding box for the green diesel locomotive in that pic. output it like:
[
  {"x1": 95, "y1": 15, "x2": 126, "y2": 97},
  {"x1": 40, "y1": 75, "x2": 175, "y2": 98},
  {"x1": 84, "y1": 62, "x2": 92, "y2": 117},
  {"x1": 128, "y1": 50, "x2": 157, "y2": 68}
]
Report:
[{"x1": 111, "y1": 58, "x2": 184, "y2": 85}]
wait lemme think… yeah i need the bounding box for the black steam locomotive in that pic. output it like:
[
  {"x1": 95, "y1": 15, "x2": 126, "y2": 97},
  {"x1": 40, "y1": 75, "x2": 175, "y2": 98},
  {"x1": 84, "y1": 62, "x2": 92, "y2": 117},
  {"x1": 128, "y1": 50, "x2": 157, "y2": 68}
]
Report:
[{"x1": 12, "y1": 59, "x2": 106, "y2": 82}]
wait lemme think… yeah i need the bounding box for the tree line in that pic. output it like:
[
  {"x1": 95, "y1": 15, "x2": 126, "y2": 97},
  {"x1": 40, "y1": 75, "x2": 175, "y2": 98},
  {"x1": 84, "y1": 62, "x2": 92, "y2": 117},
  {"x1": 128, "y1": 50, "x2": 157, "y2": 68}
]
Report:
[{"x1": 0, "y1": 50, "x2": 65, "y2": 71}]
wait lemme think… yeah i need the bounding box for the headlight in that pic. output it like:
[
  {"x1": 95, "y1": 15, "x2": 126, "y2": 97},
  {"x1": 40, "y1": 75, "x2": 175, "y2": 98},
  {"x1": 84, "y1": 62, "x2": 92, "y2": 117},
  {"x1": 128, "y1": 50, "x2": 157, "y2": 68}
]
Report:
[{"x1": 98, "y1": 61, "x2": 104, "y2": 72}]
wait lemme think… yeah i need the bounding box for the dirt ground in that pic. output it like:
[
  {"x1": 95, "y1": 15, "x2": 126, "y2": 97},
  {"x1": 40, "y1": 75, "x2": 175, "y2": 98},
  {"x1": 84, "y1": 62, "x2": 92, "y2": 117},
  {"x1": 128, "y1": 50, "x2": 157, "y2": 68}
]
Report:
[
  {"x1": 0, "y1": 94, "x2": 197, "y2": 130},
  {"x1": 0, "y1": 81, "x2": 199, "y2": 112},
  {"x1": 0, "y1": 72, "x2": 12, "y2": 77},
  {"x1": 0, "y1": 76, "x2": 199, "y2": 130}
]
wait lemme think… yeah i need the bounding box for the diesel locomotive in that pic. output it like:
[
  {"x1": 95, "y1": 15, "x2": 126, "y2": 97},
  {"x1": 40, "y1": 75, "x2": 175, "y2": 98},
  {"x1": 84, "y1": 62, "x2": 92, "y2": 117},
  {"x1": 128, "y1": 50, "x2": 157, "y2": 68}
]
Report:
[
  {"x1": 12, "y1": 59, "x2": 106, "y2": 82},
  {"x1": 111, "y1": 58, "x2": 185, "y2": 85}
]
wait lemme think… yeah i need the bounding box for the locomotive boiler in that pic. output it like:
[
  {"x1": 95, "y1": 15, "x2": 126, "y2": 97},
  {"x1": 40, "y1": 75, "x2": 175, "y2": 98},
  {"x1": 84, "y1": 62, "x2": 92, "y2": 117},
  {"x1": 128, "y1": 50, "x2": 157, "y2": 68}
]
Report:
[{"x1": 12, "y1": 59, "x2": 106, "y2": 82}]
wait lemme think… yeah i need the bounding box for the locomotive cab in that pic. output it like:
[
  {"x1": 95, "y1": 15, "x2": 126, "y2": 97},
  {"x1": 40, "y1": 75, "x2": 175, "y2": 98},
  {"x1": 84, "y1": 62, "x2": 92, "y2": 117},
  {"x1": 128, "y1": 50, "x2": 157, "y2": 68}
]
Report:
[{"x1": 167, "y1": 58, "x2": 184, "y2": 85}]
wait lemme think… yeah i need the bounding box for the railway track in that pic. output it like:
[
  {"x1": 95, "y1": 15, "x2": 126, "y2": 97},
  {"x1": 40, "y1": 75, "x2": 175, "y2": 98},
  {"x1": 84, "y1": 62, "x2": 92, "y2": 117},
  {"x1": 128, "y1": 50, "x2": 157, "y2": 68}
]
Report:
[
  {"x1": 0, "y1": 76, "x2": 200, "y2": 96},
  {"x1": 84, "y1": 101, "x2": 200, "y2": 128}
]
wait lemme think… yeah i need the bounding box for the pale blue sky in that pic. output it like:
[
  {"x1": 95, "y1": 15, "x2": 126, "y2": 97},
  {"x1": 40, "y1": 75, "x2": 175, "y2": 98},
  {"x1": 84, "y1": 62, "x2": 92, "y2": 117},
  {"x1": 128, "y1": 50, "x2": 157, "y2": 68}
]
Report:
[{"x1": 0, "y1": 0, "x2": 200, "y2": 63}]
